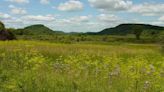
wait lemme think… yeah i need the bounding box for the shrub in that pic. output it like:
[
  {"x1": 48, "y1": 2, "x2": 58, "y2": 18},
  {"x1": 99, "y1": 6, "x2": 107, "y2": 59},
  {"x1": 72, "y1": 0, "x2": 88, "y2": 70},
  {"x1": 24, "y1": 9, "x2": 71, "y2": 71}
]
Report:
[
  {"x1": 6, "y1": 29, "x2": 17, "y2": 40},
  {"x1": 0, "y1": 21, "x2": 16, "y2": 40}
]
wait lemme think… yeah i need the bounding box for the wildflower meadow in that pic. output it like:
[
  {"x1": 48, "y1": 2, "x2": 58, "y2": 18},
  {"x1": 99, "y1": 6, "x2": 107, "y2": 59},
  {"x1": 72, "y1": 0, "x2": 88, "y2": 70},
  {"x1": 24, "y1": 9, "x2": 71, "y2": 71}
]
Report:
[{"x1": 0, "y1": 41, "x2": 163, "y2": 92}]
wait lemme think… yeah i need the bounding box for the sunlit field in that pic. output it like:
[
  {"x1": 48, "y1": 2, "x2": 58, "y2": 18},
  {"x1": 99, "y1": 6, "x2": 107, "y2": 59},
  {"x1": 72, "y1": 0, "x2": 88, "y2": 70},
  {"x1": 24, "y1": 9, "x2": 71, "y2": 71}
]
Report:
[{"x1": 0, "y1": 40, "x2": 163, "y2": 92}]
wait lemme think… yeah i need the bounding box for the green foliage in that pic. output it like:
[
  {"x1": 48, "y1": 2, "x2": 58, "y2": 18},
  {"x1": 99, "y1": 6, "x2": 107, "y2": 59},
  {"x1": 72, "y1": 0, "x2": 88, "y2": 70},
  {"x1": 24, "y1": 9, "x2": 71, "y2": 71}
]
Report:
[
  {"x1": 0, "y1": 21, "x2": 5, "y2": 31},
  {"x1": 15, "y1": 34, "x2": 163, "y2": 44},
  {"x1": 132, "y1": 25, "x2": 144, "y2": 40},
  {"x1": 0, "y1": 41, "x2": 163, "y2": 92},
  {"x1": 0, "y1": 22, "x2": 16, "y2": 40},
  {"x1": 6, "y1": 30, "x2": 17, "y2": 40}
]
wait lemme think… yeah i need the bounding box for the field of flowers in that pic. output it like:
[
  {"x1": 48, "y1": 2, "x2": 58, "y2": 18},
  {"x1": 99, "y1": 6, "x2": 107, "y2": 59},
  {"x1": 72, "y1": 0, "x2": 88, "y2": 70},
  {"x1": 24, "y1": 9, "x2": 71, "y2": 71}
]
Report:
[{"x1": 0, "y1": 41, "x2": 163, "y2": 92}]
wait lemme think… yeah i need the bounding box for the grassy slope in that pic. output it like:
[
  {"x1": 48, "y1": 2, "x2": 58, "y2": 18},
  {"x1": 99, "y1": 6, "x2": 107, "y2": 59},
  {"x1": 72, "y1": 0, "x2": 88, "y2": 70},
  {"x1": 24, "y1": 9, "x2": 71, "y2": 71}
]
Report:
[{"x1": 0, "y1": 41, "x2": 163, "y2": 92}]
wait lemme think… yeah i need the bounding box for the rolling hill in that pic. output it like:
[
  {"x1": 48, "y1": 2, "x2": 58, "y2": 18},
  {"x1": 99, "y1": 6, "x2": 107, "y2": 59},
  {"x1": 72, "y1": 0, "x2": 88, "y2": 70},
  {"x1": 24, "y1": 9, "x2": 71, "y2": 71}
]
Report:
[
  {"x1": 12, "y1": 23, "x2": 164, "y2": 38},
  {"x1": 97, "y1": 24, "x2": 164, "y2": 35},
  {"x1": 14, "y1": 24, "x2": 64, "y2": 35}
]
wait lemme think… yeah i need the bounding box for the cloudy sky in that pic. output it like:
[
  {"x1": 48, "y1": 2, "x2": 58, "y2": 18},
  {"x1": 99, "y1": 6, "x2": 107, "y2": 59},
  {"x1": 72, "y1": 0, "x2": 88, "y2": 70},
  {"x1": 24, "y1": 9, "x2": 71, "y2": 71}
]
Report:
[{"x1": 0, "y1": 0, "x2": 164, "y2": 32}]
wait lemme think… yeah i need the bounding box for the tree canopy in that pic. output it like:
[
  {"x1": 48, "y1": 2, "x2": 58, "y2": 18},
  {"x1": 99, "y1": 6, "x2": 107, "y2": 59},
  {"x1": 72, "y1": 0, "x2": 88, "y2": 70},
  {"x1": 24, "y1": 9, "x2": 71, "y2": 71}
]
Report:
[
  {"x1": 0, "y1": 21, "x2": 5, "y2": 31},
  {"x1": 0, "y1": 21, "x2": 16, "y2": 40}
]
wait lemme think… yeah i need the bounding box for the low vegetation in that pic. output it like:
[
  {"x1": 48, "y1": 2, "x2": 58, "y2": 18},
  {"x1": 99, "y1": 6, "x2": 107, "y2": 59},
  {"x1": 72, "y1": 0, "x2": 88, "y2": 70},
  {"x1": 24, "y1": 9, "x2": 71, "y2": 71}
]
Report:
[{"x1": 0, "y1": 41, "x2": 164, "y2": 92}]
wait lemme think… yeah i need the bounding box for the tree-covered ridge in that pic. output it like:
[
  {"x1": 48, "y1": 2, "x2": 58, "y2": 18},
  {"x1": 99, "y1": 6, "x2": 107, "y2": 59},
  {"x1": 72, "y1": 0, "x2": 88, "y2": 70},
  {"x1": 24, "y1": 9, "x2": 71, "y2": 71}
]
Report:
[
  {"x1": 1, "y1": 20, "x2": 164, "y2": 42},
  {"x1": 12, "y1": 23, "x2": 164, "y2": 37},
  {"x1": 98, "y1": 24, "x2": 164, "y2": 35},
  {"x1": 13, "y1": 24, "x2": 64, "y2": 35}
]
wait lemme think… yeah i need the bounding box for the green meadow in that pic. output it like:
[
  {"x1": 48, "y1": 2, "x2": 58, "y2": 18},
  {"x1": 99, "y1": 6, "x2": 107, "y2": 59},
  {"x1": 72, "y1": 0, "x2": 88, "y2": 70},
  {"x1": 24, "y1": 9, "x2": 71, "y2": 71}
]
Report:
[
  {"x1": 0, "y1": 40, "x2": 163, "y2": 92},
  {"x1": 0, "y1": 0, "x2": 164, "y2": 91}
]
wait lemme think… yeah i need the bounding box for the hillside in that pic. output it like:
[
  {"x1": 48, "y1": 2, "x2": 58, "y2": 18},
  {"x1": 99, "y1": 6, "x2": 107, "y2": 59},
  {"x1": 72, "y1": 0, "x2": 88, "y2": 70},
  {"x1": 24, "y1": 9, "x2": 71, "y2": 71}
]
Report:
[
  {"x1": 97, "y1": 24, "x2": 164, "y2": 35},
  {"x1": 14, "y1": 24, "x2": 64, "y2": 35}
]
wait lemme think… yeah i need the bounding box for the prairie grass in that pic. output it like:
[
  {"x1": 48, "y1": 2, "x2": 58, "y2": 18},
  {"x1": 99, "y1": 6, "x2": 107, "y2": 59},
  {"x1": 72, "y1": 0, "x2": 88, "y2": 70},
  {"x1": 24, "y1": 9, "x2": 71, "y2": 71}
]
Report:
[{"x1": 0, "y1": 40, "x2": 163, "y2": 92}]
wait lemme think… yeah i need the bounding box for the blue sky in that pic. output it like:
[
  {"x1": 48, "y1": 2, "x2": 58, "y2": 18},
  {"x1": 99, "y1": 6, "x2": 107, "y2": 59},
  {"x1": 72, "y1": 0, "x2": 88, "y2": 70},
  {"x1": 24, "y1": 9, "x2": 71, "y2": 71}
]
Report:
[{"x1": 0, "y1": 0, "x2": 164, "y2": 32}]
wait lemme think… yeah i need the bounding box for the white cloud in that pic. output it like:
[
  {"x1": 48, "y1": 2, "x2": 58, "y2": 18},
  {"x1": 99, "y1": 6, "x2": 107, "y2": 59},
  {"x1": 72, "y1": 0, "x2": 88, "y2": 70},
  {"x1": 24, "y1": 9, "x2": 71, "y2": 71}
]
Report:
[
  {"x1": 151, "y1": 21, "x2": 164, "y2": 26},
  {"x1": 158, "y1": 16, "x2": 164, "y2": 21},
  {"x1": 4, "y1": 18, "x2": 23, "y2": 25},
  {"x1": 0, "y1": 13, "x2": 11, "y2": 19},
  {"x1": 0, "y1": 12, "x2": 24, "y2": 28},
  {"x1": 9, "y1": 5, "x2": 27, "y2": 15},
  {"x1": 40, "y1": 0, "x2": 50, "y2": 4},
  {"x1": 21, "y1": 15, "x2": 55, "y2": 21},
  {"x1": 130, "y1": 3, "x2": 164, "y2": 16},
  {"x1": 11, "y1": 8, "x2": 27, "y2": 15},
  {"x1": 53, "y1": 15, "x2": 123, "y2": 32},
  {"x1": 88, "y1": 0, "x2": 164, "y2": 17},
  {"x1": 6, "y1": 0, "x2": 29, "y2": 4},
  {"x1": 70, "y1": 16, "x2": 91, "y2": 22},
  {"x1": 57, "y1": 0, "x2": 83, "y2": 12},
  {"x1": 98, "y1": 14, "x2": 119, "y2": 22},
  {"x1": 88, "y1": 0, "x2": 132, "y2": 12},
  {"x1": 58, "y1": 15, "x2": 91, "y2": 25}
]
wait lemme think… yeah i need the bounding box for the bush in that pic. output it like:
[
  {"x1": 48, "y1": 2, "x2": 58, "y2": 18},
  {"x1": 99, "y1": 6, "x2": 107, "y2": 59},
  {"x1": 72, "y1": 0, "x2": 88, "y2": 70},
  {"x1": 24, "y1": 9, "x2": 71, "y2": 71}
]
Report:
[
  {"x1": 0, "y1": 22, "x2": 16, "y2": 40},
  {"x1": 7, "y1": 30, "x2": 17, "y2": 40}
]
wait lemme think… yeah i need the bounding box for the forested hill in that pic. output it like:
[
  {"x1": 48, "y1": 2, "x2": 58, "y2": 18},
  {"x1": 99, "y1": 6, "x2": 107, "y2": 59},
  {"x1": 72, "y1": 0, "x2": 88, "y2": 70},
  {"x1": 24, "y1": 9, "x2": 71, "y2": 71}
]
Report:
[
  {"x1": 13, "y1": 24, "x2": 64, "y2": 35},
  {"x1": 96, "y1": 24, "x2": 164, "y2": 35}
]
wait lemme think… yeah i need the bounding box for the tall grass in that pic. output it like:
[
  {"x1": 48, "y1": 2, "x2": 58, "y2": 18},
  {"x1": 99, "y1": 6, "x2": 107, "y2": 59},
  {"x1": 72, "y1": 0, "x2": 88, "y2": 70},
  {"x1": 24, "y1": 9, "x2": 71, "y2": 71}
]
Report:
[{"x1": 0, "y1": 41, "x2": 163, "y2": 92}]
